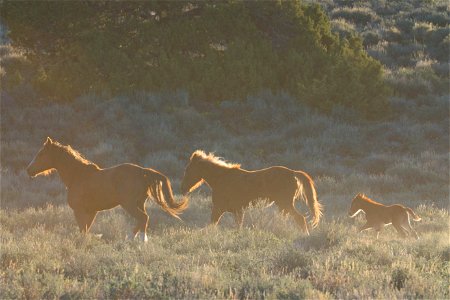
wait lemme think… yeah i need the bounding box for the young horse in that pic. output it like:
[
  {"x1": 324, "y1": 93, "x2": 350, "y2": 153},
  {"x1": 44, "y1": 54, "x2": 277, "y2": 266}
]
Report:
[
  {"x1": 26, "y1": 137, "x2": 188, "y2": 242},
  {"x1": 348, "y1": 193, "x2": 421, "y2": 239},
  {"x1": 181, "y1": 150, "x2": 322, "y2": 235}
]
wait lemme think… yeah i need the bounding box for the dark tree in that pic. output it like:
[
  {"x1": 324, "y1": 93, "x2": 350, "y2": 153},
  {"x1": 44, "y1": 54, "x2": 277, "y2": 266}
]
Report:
[{"x1": 1, "y1": 0, "x2": 389, "y2": 117}]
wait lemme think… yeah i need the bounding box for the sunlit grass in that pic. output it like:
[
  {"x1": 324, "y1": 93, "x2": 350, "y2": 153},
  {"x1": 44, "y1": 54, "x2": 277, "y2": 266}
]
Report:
[{"x1": 0, "y1": 199, "x2": 448, "y2": 299}]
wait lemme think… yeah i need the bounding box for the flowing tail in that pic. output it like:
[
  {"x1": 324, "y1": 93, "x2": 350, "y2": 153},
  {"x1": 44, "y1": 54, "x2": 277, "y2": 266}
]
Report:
[
  {"x1": 405, "y1": 207, "x2": 421, "y2": 221},
  {"x1": 295, "y1": 171, "x2": 323, "y2": 228},
  {"x1": 148, "y1": 173, "x2": 189, "y2": 220}
]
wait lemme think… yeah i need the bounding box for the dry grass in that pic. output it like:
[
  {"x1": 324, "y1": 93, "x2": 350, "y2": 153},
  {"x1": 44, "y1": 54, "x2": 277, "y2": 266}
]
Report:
[{"x1": 0, "y1": 200, "x2": 448, "y2": 299}]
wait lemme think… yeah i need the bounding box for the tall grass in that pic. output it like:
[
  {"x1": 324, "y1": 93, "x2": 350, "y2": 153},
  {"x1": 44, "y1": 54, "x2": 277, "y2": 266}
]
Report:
[
  {"x1": 0, "y1": 90, "x2": 448, "y2": 298},
  {"x1": 1, "y1": 202, "x2": 448, "y2": 299}
]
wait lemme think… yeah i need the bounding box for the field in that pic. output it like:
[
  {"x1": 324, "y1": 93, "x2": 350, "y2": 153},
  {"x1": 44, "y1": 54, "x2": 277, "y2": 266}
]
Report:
[
  {"x1": 1, "y1": 199, "x2": 448, "y2": 299},
  {"x1": 1, "y1": 0, "x2": 449, "y2": 299}
]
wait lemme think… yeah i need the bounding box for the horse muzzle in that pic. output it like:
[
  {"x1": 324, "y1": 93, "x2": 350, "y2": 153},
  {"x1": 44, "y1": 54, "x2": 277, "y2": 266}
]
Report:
[{"x1": 26, "y1": 166, "x2": 38, "y2": 178}]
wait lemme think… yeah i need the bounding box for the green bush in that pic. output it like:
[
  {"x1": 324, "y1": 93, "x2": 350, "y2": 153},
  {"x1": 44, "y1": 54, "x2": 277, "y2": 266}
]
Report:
[
  {"x1": 1, "y1": 0, "x2": 389, "y2": 117},
  {"x1": 331, "y1": 7, "x2": 379, "y2": 26}
]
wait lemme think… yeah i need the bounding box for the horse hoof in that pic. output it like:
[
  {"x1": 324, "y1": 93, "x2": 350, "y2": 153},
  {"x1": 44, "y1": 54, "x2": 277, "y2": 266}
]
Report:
[{"x1": 138, "y1": 232, "x2": 148, "y2": 243}]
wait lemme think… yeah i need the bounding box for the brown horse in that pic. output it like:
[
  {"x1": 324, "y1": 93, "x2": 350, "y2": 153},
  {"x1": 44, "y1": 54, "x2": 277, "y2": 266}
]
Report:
[
  {"x1": 181, "y1": 150, "x2": 322, "y2": 235},
  {"x1": 349, "y1": 193, "x2": 421, "y2": 239},
  {"x1": 26, "y1": 137, "x2": 188, "y2": 242}
]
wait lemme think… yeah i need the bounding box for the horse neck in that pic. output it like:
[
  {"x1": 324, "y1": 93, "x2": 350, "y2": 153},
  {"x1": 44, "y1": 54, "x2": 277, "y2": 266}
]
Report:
[
  {"x1": 53, "y1": 152, "x2": 96, "y2": 187},
  {"x1": 358, "y1": 198, "x2": 381, "y2": 211},
  {"x1": 200, "y1": 162, "x2": 233, "y2": 190}
]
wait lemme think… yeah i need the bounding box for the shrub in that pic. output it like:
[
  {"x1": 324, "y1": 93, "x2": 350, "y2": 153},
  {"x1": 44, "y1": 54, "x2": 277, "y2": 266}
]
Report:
[
  {"x1": 331, "y1": 18, "x2": 356, "y2": 39},
  {"x1": 1, "y1": 1, "x2": 389, "y2": 117},
  {"x1": 413, "y1": 22, "x2": 434, "y2": 44},
  {"x1": 331, "y1": 7, "x2": 379, "y2": 26},
  {"x1": 362, "y1": 30, "x2": 381, "y2": 47},
  {"x1": 408, "y1": 8, "x2": 450, "y2": 27},
  {"x1": 274, "y1": 247, "x2": 313, "y2": 274},
  {"x1": 391, "y1": 267, "x2": 409, "y2": 290},
  {"x1": 384, "y1": 26, "x2": 405, "y2": 43},
  {"x1": 387, "y1": 66, "x2": 447, "y2": 97}
]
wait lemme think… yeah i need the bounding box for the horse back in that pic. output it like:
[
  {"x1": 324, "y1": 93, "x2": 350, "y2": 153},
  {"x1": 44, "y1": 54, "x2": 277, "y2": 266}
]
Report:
[
  {"x1": 227, "y1": 166, "x2": 298, "y2": 199},
  {"x1": 100, "y1": 163, "x2": 163, "y2": 190},
  {"x1": 366, "y1": 204, "x2": 407, "y2": 224},
  {"x1": 70, "y1": 163, "x2": 159, "y2": 211}
]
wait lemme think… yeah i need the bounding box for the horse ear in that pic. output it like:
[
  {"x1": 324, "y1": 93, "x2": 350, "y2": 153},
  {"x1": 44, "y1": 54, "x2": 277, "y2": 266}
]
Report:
[
  {"x1": 45, "y1": 137, "x2": 53, "y2": 145},
  {"x1": 191, "y1": 150, "x2": 202, "y2": 161}
]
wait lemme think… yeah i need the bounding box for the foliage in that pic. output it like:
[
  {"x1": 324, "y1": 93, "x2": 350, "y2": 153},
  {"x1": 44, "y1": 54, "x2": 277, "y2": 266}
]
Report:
[
  {"x1": 1, "y1": 0, "x2": 389, "y2": 117},
  {"x1": 318, "y1": 0, "x2": 449, "y2": 97}
]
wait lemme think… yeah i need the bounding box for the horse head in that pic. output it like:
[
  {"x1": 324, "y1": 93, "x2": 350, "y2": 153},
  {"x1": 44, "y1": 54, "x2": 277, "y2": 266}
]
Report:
[
  {"x1": 26, "y1": 137, "x2": 57, "y2": 177},
  {"x1": 181, "y1": 152, "x2": 205, "y2": 195},
  {"x1": 348, "y1": 193, "x2": 364, "y2": 217}
]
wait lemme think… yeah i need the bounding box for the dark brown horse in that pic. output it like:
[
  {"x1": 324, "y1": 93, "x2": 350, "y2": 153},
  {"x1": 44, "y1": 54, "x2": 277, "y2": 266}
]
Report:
[
  {"x1": 181, "y1": 150, "x2": 322, "y2": 235},
  {"x1": 26, "y1": 137, "x2": 188, "y2": 242}
]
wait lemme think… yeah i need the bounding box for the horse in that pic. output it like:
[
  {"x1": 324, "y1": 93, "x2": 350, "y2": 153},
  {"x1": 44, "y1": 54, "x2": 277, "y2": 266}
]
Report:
[
  {"x1": 348, "y1": 193, "x2": 421, "y2": 239},
  {"x1": 180, "y1": 150, "x2": 322, "y2": 235},
  {"x1": 26, "y1": 137, "x2": 188, "y2": 242}
]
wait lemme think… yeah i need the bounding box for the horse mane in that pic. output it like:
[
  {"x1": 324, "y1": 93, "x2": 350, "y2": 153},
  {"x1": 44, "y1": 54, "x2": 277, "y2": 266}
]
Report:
[
  {"x1": 191, "y1": 150, "x2": 241, "y2": 169},
  {"x1": 52, "y1": 141, "x2": 100, "y2": 170},
  {"x1": 357, "y1": 193, "x2": 380, "y2": 205}
]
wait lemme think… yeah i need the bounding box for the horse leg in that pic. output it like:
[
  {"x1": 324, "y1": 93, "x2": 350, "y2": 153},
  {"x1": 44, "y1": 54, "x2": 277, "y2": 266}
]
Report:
[
  {"x1": 359, "y1": 222, "x2": 373, "y2": 233},
  {"x1": 121, "y1": 202, "x2": 149, "y2": 242},
  {"x1": 279, "y1": 204, "x2": 309, "y2": 235},
  {"x1": 392, "y1": 221, "x2": 408, "y2": 238},
  {"x1": 73, "y1": 209, "x2": 97, "y2": 234},
  {"x1": 233, "y1": 209, "x2": 244, "y2": 229},
  {"x1": 406, "y1": 226, "x2": 419, "y2": 240},
  {"x1": 210, "y1": 205, "x2": 224, "y2": 226},
  {"x1": 403, "y1": 217, "x2": 420, "y2": 240},
  {"x1": 374, "y1": 224, "x2": 383, "y2": 239}
]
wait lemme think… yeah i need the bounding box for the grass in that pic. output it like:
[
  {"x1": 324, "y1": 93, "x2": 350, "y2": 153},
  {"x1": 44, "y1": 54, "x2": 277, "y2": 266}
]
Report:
[
  {"x1": 1, "y1": 200, "x2": 448, "y2": 299},
  {"x1": 0, "y1": 0, "x2": 449, "y2": 298},
  {"x1": 1, "y1": 80, "x2": 448, "y2": 300},
  {"x1": 0, "y1": 88, "x2": 448, "y2": 299}
]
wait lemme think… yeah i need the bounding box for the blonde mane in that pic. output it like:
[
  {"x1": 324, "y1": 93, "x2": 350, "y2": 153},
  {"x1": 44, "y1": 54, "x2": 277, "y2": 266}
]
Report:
[
  {"x1": 53, "y1": 141, "x2": 99, "y2": 169},
  {"x1": 356, "y1": 193, "x2": 381, "y2": 205},
  {"x1": 191, "y1": 150, "x2": 241, "y2": 169}
]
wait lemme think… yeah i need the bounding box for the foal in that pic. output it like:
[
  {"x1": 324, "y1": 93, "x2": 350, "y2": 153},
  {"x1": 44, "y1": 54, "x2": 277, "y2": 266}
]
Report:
[{"x1": 348, "y1": 193, "x2": 421, "y2": 239}]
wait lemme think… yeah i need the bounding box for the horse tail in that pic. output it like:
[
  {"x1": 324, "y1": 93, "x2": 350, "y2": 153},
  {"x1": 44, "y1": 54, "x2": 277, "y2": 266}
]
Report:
[
  {"x1": 148, "y1": 172, "x2": 189, "y2": 220},
  {"x1": 295, "y1": 171, "x2": 323, "y2": 228},
  {"x1": 405, "y1": 207, "x2": 421, "y2": 221}
]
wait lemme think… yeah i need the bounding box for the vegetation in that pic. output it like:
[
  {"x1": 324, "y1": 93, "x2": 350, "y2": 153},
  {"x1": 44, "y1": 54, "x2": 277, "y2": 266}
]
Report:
[
  {"x1": 1, "y1": 0, "x2": 388, "y2": 116},
  {"x1": 320, "y1": 0, "x2": 449, "y2": 97},
  {"x1": 1, "y1": 89, "x2": 448, "y2": 298},
  {"x1": 0, "y1": 0, "x2": 448, "y2": 299},
  {"x1": 1, "y1": 199, "x2": 448, "y2": 299}
]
